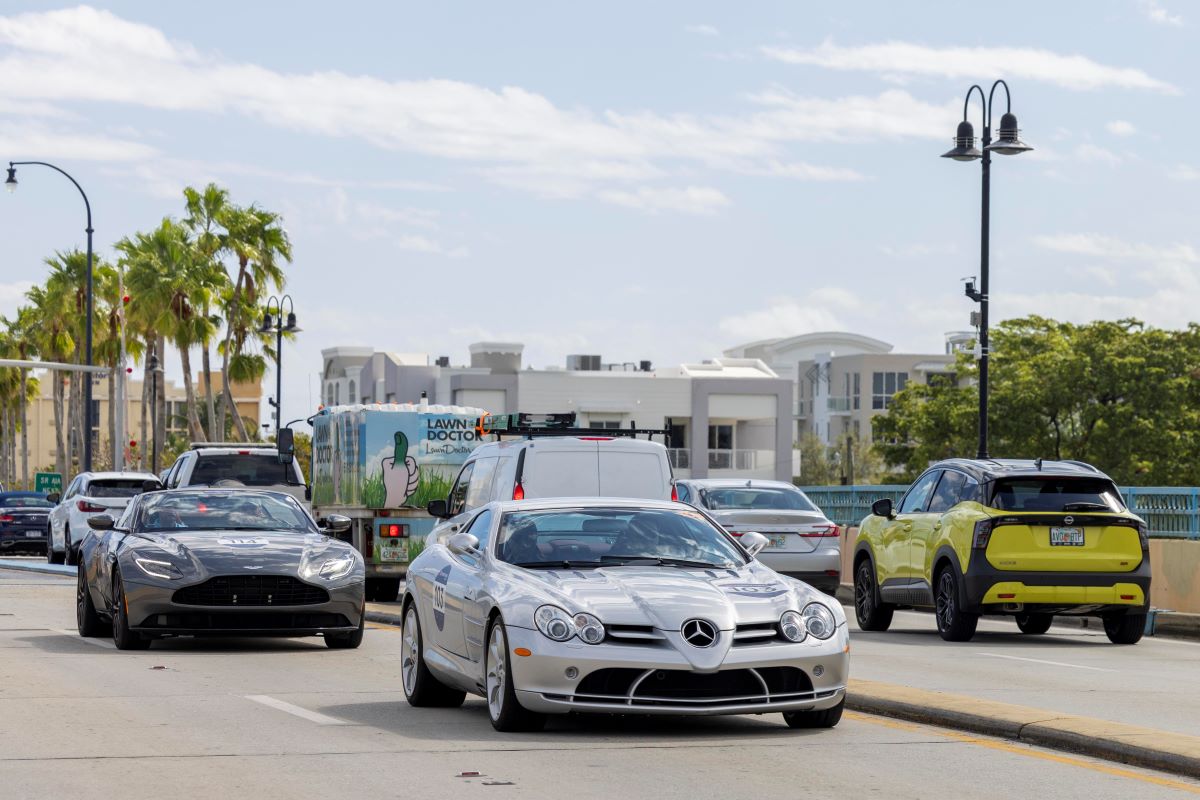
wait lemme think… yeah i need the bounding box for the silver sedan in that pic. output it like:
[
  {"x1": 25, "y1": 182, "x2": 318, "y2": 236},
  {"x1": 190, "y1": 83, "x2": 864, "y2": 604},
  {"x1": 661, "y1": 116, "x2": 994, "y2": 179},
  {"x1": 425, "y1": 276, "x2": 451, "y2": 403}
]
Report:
[{"x1": 401, "y1": 497, "x2": 849, "y2": 732}]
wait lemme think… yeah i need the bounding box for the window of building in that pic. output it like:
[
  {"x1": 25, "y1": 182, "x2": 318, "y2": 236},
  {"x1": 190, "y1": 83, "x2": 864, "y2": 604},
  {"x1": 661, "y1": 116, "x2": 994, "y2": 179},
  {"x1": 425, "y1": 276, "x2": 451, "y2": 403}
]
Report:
[
  {"x1": 590, "y1": 421, "x2": 621, "y2": 430},
  {"x1": 853, "y1": 372, "x2": 861, "y2": 409},
  {"x1": 348, "y1": 380, "x2": 356, "y2": 402},
  {"x1": 707, "y1": 424, "x2": 732, "y2": 451},
  {"x1": 334, "y1": 383, "x2": 341, "y2": 405},
  {"x1": 872, "y1": 371, "x2": 908, "y2": 410},
  {"x1": 927, "y1": 372, "x2": 956, "y2": 387}
]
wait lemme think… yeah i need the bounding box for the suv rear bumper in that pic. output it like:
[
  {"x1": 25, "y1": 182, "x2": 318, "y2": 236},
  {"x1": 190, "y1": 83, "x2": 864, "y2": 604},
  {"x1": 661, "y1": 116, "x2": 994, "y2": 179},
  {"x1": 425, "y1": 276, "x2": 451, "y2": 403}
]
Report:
[{"x1": 962, "y1": 556, "x2": 1151, "y2": 613}]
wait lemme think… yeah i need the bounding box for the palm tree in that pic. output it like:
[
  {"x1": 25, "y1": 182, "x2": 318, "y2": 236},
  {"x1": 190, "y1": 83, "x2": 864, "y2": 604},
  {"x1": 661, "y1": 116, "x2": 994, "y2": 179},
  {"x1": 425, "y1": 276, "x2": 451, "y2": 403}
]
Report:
[
  {"x1": 25, "y1": 274, "x2": 75, "y2": 477},
  {"x1": 214, "y1": 204, "x2": 291, "y2": 441},
  {"x1": 7, "y1": 307, "x2": 41, "y2": 487},
  {"x1": 183, "y1": 184, "x2": 233, "y2": 442}
]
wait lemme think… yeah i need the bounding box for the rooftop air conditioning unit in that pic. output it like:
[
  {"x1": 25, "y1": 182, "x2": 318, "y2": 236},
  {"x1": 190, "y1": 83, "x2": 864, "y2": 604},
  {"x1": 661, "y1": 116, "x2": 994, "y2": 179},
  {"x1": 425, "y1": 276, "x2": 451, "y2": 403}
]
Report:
[{"x1": 567, "y1": 354, "x2": 601, "y2": 371}]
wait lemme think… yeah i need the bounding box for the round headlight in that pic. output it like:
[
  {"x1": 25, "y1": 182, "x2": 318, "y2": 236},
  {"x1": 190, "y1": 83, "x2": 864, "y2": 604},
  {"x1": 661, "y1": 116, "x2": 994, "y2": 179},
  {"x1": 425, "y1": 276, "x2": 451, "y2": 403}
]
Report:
[
  {"x1": 803, "y1": 602, "x2": 837, "y2": 639},
  {"x1": 535, "y1": 605, "x2": 576, "y2": 642},
  {"x1": 779, "y1": 610, "x2": 807, "y2": 642},
  {"x1": 573, "y1": 613, "x2": 605, "y2": 645}
]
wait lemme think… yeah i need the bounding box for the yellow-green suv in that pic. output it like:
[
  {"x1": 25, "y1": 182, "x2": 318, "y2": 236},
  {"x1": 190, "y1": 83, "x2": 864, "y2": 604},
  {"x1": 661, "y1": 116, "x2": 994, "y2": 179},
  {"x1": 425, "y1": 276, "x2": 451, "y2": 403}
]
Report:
[{"x1": 853, "y1": 459, "x2": 1151, "y2": 644}]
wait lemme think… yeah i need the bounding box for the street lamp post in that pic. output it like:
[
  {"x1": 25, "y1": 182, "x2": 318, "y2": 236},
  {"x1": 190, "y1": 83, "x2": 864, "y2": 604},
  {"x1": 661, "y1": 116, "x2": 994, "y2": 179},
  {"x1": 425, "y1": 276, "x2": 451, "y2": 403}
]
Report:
[
  {"x1": 260, "y1": 296, "x2": 299, "y2": 438},
  {"x1": 941, "y1": 80, "x2": 1032, "y2": 459},
  {"x1": 6, "y1": 161, "x2": 97, "y2": 472}
]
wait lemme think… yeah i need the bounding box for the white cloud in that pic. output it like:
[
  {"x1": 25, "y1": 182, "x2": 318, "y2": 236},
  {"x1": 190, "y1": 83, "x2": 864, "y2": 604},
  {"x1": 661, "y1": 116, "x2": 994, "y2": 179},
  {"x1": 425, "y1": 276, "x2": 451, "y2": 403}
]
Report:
[
  {"x1": 1034, "y1": 233, "x2": 1198, "y2": 263},
  {"x1": 741, "y1": 160, "x2": 868, "y2": 181},
  {"x1": 1139, "y1": 0, "x2": 1183, "y2": 26},
  {"x1": 685, "y1": 24, "x2": 719, "y2": 36},
  {"x1": 762, "y1": 40, "x2": 1177, "y2": 93},
  {"x1": 597, "y1": 186, "x2": 730, "y2": 215},
  {"x1": 718, "y1": 288, "x2": 870, "y2": 342},
  {"x1": 0, "y1": 121, "x2": 157, "y2": 162},
  {"x1": 740, "y1": 88, "x2": 959, "y2": 142},
  {"x1": 0, "y1": 279, "x2": 35, "y2": 318},
  {"x1": 1074, "y1": 143, "x2": 1123, "y2": 165},
  {"x1": 1106, "y1": 120, "x2": 1137, "y2": 137},
  {"x1": 1170, "y1": 164, "x2": 1200, "y2": 181}
]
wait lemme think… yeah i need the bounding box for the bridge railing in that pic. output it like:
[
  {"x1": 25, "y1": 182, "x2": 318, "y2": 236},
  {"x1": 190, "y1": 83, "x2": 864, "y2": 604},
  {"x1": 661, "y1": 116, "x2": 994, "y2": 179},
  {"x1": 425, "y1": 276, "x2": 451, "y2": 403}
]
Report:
[{"x1": 796, "y1": 485, "x2": 1200, "y2": 539}]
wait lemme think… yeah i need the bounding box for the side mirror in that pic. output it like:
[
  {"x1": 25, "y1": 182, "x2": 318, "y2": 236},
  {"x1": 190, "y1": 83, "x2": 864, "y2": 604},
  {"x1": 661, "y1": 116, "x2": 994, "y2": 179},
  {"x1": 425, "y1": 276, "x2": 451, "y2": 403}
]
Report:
[
  {"x1": 304, "y1": 484, "x2": 312, "y2": 501},
  {"x1": 277, "y1": 427, "x2": 295, "y2": 465},
  {"x1": 324, "y1": 514, "x2": 351, "y2": 534},
  {"x1": 427, "y1": 499, "x2": 450, "y2": 519},
  {"x1": 872, "y1": 498, "x2": 895, "y2": 519},
  {"x1": 47, "y1": 492, "x2": 61, "y2": 504},
  {"x1": 142, "y1": 479, "x2": 163, "y2": 494},
  {"x1": 87, "y1": 514, "x2": 116, "y2": 531},
  {"x1": 447, "y1": 532, "x2": 481, "y2": 556},
  {"x1": 739, "y1": 531, "x2": 769, "y2": 558}
]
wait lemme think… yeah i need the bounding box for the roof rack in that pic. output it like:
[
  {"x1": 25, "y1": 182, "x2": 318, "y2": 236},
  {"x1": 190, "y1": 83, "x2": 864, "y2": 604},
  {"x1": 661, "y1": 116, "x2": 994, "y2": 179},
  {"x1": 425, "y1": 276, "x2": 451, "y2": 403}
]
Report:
[
  {"x1": 476, "y1": 412, "x2": 671, "y2": 444},
  {"x1": 189, "y1": 442, "x2": 275, "y2": 450}
]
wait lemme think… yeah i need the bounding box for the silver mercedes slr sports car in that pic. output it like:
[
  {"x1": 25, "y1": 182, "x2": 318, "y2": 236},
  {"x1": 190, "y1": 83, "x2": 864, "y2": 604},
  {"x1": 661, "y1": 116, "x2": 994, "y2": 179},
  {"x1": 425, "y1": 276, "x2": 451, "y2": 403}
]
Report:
[
  {"x1": 401, "y1": 497, "x2": 850, "y2": 732},
  {"x1": 77, "y1": 489, "x2": 365, "y2": 650}
]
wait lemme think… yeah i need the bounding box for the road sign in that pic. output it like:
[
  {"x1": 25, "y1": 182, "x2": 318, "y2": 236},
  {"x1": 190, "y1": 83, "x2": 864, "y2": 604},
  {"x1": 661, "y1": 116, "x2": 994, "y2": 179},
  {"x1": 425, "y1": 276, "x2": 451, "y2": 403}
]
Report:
[{"x1": 34, "y1": 472, "x2": 62, "y2": 495}]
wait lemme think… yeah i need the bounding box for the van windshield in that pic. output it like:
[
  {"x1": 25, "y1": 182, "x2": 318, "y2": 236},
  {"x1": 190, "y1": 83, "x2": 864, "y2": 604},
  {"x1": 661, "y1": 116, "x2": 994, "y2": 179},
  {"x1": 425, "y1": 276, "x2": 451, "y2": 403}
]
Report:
[{"x1": 989, "y1": 478, "x2": 1125, "y2": 513}]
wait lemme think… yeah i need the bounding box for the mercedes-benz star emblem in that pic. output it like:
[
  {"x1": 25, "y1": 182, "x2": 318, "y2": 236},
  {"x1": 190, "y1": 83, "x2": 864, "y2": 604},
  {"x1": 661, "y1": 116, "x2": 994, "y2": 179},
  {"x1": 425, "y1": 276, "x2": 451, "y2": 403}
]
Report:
[
  {"x1": 681, "y1": 618, "x2": 717, "y2": 648},
  {"x1": 1063, "y1": 515, "x2": 1074, "y2": 525}
]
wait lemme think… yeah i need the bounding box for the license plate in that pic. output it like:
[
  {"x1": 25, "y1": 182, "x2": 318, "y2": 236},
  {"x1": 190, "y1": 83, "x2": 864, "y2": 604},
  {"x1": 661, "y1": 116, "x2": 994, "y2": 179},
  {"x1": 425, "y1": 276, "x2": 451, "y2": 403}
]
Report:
[
  {"x1": 380, "y1": 543, "x2": 409, "y2": 562},
  {"x1": 767, "y1": 535, "x2": 788, "y2": 549},
  {"x1": 24, "y1": 531, "x2": 43, "y2": 538},
  {"x1": 1050, "y1": 527, "x2": 1084, "y2": 546}
]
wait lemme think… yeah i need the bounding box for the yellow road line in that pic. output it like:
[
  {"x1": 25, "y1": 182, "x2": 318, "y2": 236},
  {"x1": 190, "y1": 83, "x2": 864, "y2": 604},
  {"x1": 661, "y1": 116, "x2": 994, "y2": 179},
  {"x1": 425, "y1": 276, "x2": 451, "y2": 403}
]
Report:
[{"x1": 847, "y1": 711, "x2": 1200, "y2": 795}]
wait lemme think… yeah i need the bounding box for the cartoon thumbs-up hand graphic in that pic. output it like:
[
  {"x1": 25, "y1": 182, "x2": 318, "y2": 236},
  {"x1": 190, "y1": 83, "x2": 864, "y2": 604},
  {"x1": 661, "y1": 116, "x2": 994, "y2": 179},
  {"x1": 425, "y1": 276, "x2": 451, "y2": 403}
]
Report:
[{"x1": 382, "y1": 431, "x2": 420, "y2": 507}]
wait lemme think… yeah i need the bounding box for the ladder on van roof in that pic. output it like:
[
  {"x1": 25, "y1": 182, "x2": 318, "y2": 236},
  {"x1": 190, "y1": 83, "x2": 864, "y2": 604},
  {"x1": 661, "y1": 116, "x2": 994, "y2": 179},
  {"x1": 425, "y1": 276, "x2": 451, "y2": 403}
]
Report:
[{"x1": 476, "y1": 412, "x2": 672, "y2": 444}]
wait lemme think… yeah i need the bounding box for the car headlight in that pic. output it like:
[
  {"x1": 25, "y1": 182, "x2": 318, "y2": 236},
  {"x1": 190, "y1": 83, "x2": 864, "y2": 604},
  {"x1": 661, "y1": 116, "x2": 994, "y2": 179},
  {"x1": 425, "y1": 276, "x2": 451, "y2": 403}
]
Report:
[
  {"x1": 302, "y1": 555, "x2": 356, "y2": 581},
  {"x1": 780, "y1": 610, "x2": 807, "y2": 642},
  {"x1": 534, "y1": 605, "x2": 605, "y2": 643},
  {"x1": 803, "y1": 602, "x2": 837, "y2": 639},
  {"x1": 133, "y1": 556, "x2": 183, "y2": 581}
]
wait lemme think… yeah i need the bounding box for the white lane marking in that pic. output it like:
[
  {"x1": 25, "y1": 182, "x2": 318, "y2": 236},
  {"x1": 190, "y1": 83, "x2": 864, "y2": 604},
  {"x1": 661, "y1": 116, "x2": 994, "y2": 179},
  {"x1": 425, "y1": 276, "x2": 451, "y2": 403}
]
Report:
[
  {"x1": 54, "y1": 629, "x2": 113, "y2": 648},
  {"x1": 977, "y1": 652, "x2": 1116, "y2": 672},
  {"x1": 244, "y1": 694, "x2": 349, "y2": 726}
]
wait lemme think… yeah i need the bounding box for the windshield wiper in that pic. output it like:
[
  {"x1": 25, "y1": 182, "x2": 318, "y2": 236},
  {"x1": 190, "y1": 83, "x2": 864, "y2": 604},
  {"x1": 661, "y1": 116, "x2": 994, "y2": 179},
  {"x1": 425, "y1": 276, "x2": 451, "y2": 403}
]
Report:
[
  {"x1": 1061, "y1": 502, "x2": 1111, "y2": 512},
  {"x1": 599, "y1": 555, "x2": 730, "y2": 569},
  {"x1": 512, "y1": 560, "x2": 603, "y2": 570}
]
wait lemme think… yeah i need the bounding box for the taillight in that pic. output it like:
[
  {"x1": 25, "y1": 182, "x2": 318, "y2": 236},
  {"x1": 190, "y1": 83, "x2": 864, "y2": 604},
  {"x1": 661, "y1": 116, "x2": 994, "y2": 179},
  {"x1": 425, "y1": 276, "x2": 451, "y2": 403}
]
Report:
[
  {"x1": 1136, "y1": 521, "x2": 1149, "y2": 551},
  {"x1": 77, "y1": 500, "x2": 105, "y2": 513},
  {"x1": 671, "y1": 485, "x2": 678, "y2": 502},
  {"x1": 972, "y1": 518, "x2": 994, "y2": 550},
  {"x1": 512, "y1": 482, "x2": 525, "y2": 501},
  {"x1": 379, "y1": 524, "x2": 406, "y2": 538},
  {"x1": 800, "y1": 524, "x2": 841, "y2": 538},
  {"x1": 0, "y1": 515, "x2": 12, "y2": 523}
]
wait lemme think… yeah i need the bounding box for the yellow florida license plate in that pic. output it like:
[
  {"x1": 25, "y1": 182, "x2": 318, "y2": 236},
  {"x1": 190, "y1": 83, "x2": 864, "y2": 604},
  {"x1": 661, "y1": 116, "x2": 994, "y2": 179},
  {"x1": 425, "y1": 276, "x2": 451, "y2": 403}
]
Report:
[
  {"x1": 380, "y1": 543, "x2": 409, "y2": 562},
  {"x1": 1049, "y1": 527, "x2": 1084, "y2": 546}
]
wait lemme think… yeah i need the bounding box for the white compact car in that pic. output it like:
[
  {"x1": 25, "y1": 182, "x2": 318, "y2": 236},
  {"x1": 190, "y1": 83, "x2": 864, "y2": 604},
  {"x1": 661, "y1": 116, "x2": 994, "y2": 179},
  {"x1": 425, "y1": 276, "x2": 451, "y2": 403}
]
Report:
[
  {"x1": 162, "y1": 443, "x2": 307, "y2": 503},
  {"x1": 47, "y1": 471, "x2": 161, "y2": 565},
  {"x1": 402, "y1": 497, "x2": 849, "y2": 732}
]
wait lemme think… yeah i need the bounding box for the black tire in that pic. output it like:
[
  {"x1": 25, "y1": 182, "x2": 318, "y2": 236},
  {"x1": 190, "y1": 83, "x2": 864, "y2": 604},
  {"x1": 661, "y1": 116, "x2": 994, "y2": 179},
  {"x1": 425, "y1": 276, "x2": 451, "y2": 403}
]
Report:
[
  {"x1": 325, "y1": 616, "x2": 365, "y2": 649},
  {"x1": 1016, "y1": 613, "x2": 1053, "y2": 635},
  {"x1": 63, "y1": 528, "x2": 77, "y2": 566},
  {"x1": 375, "y1": 578, "x2": 400, "y2": 603},
  {"x1": 934, "y1": 567, "x2": 978, "y2": 642},
  {"x1": 783, "y1": 698, "x2": 845, "y2": 729},
  {"x1": 76, "y1": 565, "x2": 109, "y2": 638},
  {"x1": 47, "y1": 527, "x2": 64, "y2": 565},
  {"x1": 111, "y1": 572, "x2": 151, "y2": 651},
  {"x1": 485, "y1": 618, "x2": 546, "y2": 732},
  {"x1": 854, "y1": 559, "x2": 894, "y2": 632},
  {"x1": 400, "y1": 601, "x2": 465, "y2": 707},
  {"x1": 1104, "y1": 612, "x2": 1146, "y2": 645}
]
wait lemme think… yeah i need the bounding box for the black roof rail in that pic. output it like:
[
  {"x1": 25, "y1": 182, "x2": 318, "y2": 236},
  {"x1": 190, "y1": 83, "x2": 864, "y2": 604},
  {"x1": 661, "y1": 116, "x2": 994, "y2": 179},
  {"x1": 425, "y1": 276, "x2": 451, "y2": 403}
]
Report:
[{"x1": 477, "y1": 412, "x2": 671, "y2": 444}]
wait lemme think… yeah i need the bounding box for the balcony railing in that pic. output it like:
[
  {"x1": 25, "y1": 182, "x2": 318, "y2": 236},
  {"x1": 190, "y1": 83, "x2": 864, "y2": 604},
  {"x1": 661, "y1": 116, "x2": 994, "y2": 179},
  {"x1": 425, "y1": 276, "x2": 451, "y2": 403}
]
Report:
[
  {"x1": 826, "y1": 396, "x2": 853, "y2": 413},
  {"x1": 668, "y1": 449, "x2": 775, "y2": 472}
]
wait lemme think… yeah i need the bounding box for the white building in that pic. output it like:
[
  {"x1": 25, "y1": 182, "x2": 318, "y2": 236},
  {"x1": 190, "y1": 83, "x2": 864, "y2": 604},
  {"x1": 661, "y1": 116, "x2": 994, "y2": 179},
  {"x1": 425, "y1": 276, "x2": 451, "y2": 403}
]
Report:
[{"x1": 320, "y1": 343, "x2": 795, "y2": 481}]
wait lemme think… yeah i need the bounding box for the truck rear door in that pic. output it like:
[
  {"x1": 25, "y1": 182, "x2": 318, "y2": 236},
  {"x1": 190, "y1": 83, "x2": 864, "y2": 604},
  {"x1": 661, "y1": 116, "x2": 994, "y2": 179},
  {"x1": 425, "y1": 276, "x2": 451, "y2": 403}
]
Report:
[
  {"x1": 521, "y1": 442, "x2": 600, "y2": 498},
  {"x1": 596, "y1": 440, "x2": 670, "y2": 500}
]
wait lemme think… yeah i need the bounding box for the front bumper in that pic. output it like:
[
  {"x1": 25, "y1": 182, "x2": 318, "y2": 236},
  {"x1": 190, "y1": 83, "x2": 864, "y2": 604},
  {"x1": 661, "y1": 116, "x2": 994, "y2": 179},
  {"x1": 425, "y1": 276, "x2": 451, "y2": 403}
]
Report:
[
  {"x1": 962, "y1": 556, "x2": 1151, "y2": 614},
  {"x1": 124, "y1": 576, "x2": 364, "y2": 636},
  {"x1": 506, "y1": 624, "x2": 849, "y2": 716}
]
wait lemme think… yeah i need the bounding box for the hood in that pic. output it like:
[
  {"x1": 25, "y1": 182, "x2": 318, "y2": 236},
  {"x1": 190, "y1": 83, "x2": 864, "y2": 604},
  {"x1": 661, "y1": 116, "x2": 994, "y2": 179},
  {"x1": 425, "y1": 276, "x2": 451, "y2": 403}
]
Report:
[{"x1": 127, "y1": 530, "x2": 351, "y2": 577}]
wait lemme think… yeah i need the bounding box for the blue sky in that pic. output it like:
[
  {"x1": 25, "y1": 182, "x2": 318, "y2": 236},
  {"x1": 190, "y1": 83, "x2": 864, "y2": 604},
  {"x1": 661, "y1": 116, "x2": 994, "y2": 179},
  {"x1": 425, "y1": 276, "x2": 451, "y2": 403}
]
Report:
[{"x1": 0, "y1": 1, "x2": 1195, "y2": 427}]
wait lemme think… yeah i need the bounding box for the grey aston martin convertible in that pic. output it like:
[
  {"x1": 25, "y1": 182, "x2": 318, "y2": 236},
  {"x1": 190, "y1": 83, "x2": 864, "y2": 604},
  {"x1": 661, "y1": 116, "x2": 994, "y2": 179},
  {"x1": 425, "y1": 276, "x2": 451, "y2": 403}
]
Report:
[{"x1": 77, "y1": 489, "x2": 364, "y2": 650}]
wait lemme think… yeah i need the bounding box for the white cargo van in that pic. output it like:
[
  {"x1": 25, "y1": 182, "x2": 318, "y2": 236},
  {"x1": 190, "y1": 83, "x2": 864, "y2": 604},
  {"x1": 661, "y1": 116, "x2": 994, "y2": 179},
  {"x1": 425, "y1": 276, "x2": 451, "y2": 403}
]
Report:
[{"x1": 427, "y1": 413, "x2": 674, "y2": 536}]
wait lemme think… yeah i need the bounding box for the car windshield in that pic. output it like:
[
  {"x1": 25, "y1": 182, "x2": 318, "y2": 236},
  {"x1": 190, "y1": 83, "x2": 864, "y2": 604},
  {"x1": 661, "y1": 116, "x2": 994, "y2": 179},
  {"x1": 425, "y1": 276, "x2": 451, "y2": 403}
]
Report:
[
  {"x1": 190, "y1": 454, "x2": 302, "y2": 487},
  {"x1": 989, "y1": 478, "x2": 1126, "y2": 513},
  {"x1": 88, "y1": 479, "x2": 151, "y2": 498},
  {"x1": 136, "y1": 491, "x2": 317, "y2": 533},
  {"x1": 495, "y1": 507, "x2": 746, "y2": 568},
  {"x1": 701, "y1": 487, "x2": 817, "y2": 512},
  {"x1": 0, "y1": 495, "x2": 54, "y2": 508}
]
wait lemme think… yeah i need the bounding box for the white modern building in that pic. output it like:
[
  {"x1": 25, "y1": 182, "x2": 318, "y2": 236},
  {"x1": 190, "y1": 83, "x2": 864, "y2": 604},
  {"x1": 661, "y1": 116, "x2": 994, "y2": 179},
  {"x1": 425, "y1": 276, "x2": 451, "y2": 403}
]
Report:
[{"x1": 320, "y1": 343, "x2": 795, "y2": 481}]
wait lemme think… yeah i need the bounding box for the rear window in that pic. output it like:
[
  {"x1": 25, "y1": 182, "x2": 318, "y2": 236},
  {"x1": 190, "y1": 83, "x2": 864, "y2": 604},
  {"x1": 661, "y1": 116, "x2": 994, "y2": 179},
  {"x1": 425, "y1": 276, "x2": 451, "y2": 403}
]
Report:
[
  {"x1": 190, "y1": 455, "x2": 302, "y2": 487},
  {"x1": 0, "y1": 495, "x2": 54, "y2": 508},
  {"x1": 87, "y1": 479, "x2": 151, "y2": 498},
  {"x1": 989, "y1": 478, "x2": 1125, "y2": 513},
  {"x1": 702, "y1": 487, "x2": 818, "y2": 512}
]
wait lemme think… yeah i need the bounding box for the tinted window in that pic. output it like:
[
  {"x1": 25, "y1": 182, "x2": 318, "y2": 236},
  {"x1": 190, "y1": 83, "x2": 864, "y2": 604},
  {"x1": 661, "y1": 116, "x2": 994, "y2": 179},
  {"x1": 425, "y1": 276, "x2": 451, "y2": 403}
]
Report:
[
  {"x1": 927, "y1": 471, "x2": 967, "y2": 514},
  {"x1": 464, "y1": 508, "x2": 493, "y2": 553},
  {"x1": 464, "y1": 458, "x2": 498, "y2": 511},
  {"x1": 0, "y1": 494, "x2": 54, "y2": 508},
  {"x1": 899, "y1": 471, "x2": 941, "y2": 514},
  {"x1": 87, "y1": 479, "x2": 151, "y2": 498},
  {"x1": 702, "y1": 487, "x2": 818, "y2": 511},
  {"x1": 495, "y1": 507, "x2": 745, "y2": 568},
  {"x1": 990, "y1": 478, "x2": 1125, "y2": 513},
  {"x1": 136, "y1": 491, "x2": 316, "y2": 533},
  {"x1": 189, "y1": 455, "x2": 301, "y2": 487}
]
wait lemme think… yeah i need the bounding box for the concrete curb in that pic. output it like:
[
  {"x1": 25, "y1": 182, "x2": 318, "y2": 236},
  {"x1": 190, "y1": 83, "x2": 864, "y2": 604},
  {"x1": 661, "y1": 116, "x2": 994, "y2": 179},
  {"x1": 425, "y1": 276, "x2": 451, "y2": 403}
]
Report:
[
  {"x1": 847, "y1": 678, "x2": 1200, "y2": 780},
  {"x1": 0, "y1": 559, "x2": 76, "y2": 577},
  {"x1": 365, "y1": 606, "x2": 406, "y2": 627}
]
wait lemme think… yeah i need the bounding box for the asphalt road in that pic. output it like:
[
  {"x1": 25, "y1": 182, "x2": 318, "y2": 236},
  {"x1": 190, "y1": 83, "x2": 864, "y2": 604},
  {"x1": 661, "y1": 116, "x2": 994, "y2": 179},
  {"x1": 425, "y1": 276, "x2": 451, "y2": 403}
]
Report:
[
  {"x1": 2, "y1": 568, "x2": 1199, "y2": 799},
  {"x1": 845, "y1": 604, "x2": 1200, "y2": 738}
]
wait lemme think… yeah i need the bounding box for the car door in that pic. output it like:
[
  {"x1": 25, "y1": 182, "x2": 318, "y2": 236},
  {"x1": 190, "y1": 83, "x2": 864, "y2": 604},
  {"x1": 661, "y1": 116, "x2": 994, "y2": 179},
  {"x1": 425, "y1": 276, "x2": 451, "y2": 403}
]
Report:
[
  {"x1": 52, "y1": 476, "x2": 81, "y2": 549},
  {"x1": 916, "y1": 470, "x2": 968, "y2": 581},
  {"x1": 431, "y1": 507, "x2": 491, "y2": 659},
  {"x1": 885, "y1": 470, "x2": 942, "y2": 586},
  {"x1": 94, "y1": 501, "x2": 137, "y2": 613}
]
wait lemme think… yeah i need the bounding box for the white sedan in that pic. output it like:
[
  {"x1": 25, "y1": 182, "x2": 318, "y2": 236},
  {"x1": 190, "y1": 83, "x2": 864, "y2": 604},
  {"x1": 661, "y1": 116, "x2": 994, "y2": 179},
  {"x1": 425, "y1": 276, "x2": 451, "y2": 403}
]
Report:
[
  {"x1": 47, "y1": 471, "x2": 160, "y2": 565},
  {"x1": 401, "y1": 497, "x2": 849, "y2": 732}
]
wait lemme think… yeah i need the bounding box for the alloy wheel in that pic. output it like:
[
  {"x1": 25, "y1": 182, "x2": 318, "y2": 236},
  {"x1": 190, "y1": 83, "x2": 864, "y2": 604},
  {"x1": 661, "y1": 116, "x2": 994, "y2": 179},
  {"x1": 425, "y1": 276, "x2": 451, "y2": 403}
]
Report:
[
  {"x1": 401, "y1": 607, "x2": 419, "y2": 697},
  {"x1": 486, "y1": 624, "x2": 506, "y2": 720},
  {"x1": 855, "y1": 563, "x2": 873, "y2": 621},
  {"x1": 935, "y1": 572, "x2": 955, "y2": 630}
]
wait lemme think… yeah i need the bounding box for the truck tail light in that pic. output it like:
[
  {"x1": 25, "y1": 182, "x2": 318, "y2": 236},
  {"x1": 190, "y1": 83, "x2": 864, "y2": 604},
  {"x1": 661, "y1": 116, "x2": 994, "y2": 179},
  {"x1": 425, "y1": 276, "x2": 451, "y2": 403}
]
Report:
[
  {"x1": 972, "y1": 518, "x2": 995, "y2": 550},
  {"x1": 800, "y1": 524, "x2": 841, "y2": 538},
  {"x1": 77, "y1": 500, "x2": 105, "y2": 513},
  {"x1": 512, "y1": 482, "x2": 525, "y2": 501},
  {"x1": 671, "y1": 485, "x2": 678, "y2": 502}
]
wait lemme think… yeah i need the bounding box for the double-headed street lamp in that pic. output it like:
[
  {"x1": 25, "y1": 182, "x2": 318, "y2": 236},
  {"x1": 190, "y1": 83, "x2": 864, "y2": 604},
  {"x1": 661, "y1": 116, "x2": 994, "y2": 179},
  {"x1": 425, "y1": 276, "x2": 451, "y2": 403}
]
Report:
[
  {"x1": 260, "y1": 295, "x2": 299, "y2": 437},
  {"x1": 6, "y1": 161, "x2": 97, "y2": 472},
  {"x1": 941, "y1": 80, "x2": 1032, "y2": 459}
]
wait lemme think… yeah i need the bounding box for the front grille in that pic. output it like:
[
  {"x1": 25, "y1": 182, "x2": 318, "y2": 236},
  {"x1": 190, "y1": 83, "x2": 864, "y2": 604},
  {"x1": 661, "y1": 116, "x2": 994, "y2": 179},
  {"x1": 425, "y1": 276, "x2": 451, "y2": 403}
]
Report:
[
  {"x1": 568, "y1": 666, "x2": 818, "y2": 708},
  {"x1": 605, "y1": 624, "x2": 664, "y2": 644},
  {"x1": 135, "y1": 611, "x2": 351, "y2": 631},
  {"x1": 172, "y1": 575, "x2": 329, "y2": 607},
  {"x1": 733, "y1": 622, "x2": 780, "y2": 642}
]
